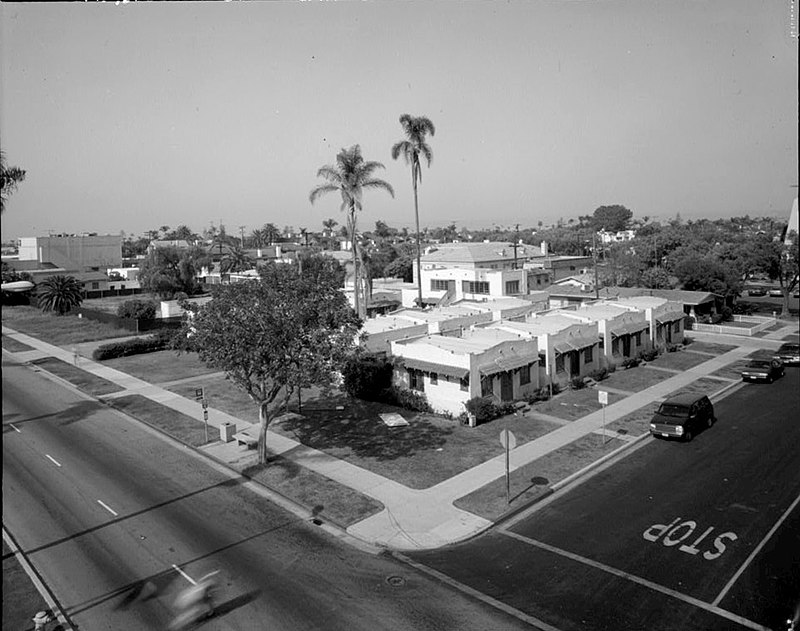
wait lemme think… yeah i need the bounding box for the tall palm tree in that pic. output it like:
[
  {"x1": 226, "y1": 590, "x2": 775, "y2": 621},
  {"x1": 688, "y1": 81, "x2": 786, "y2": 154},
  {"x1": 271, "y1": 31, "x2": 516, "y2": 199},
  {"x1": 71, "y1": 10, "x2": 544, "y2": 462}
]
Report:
[
  {"x1": 391, "y1": 115, "x2": 435, "y2": 308},
  {"x1": 309, "y1": 145, "x2": 394, "y2": 318},
  {"x1": 1, "y1": 150, "x2": 27, "y2": 214},
  {"x1": 219, "y1": 246, "x2": 254, "y2": 274},
  {"x1": 322, "y1": 218, "x2": 338, "y2": 237},
  {"x1": 37, "y1": 275, "x2": 83, "y2": 315}
]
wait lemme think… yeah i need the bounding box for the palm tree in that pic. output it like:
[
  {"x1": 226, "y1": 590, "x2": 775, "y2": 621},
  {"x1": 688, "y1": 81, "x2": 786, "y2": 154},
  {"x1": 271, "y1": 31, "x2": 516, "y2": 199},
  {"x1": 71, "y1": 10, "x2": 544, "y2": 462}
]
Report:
[
  {"x1": 263, "y1": 223, "x2": 279, "y2": 245},
  {"x1": 309, "y1": 145, "x2": 394, "y2": 318},
  {"x1": 37, "y1": 275, "x2": 83, "y2": 315},
  {"x1": 219, "y1": 246, "x2": 254, "y2": 274},
  {"x1": 1, "y1": 150, "x2": 27, "y2": 214},
  {"x1": 322, "y1": 218, "x2": 338, "y2": 237},
  {"x1": 391, "y1": 115, "x2": 435, "y2": 308}
]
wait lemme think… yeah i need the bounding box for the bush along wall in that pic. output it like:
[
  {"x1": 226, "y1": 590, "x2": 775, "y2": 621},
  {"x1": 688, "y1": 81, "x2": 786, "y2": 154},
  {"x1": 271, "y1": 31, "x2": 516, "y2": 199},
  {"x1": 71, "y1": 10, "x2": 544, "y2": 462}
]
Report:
[{"x1": 92, "y1": 330, "x2": 175, "y2": 360}]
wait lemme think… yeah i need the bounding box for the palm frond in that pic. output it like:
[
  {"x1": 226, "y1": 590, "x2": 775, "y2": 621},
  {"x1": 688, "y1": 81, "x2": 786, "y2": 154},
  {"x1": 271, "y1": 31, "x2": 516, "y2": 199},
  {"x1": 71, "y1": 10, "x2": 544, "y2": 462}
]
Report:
[{"x1": 309, "y1": 184, "x2": 339, "y2": 204}]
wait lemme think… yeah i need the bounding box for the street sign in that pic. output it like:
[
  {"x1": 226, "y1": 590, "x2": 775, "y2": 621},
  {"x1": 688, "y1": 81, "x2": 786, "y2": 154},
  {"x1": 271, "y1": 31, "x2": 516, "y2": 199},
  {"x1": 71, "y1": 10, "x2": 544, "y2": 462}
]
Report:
[
  {"x1": 499, "y1": 429, "x2": 517, "y2": 451},
  {"x1": 195, "y1": 387, "x2": 204, "y2": 402},
  {"x1": 203, "y1": 410, "x2": 208, "y2": 421},
  {"x1": 598, "y1": 390, "x2": 608, "y2": 405},
  {"x1": 202, "y1": 399, "x2": 208, "y2": 409}
]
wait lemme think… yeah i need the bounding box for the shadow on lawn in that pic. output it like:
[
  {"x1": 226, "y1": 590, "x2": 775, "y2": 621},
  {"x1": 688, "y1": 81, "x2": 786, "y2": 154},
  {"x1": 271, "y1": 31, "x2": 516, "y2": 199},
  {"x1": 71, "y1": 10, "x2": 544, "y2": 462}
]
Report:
[{"x1": 280, "y1": 396, "x2": 455, "y2": 461}]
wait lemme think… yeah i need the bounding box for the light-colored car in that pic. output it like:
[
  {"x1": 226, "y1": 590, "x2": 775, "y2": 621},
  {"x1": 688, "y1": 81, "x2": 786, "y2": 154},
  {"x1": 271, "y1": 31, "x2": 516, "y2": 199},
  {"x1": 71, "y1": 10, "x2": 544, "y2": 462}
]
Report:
[
  {"x1": 769, "y1": 288, "x2": 784, "y2": 297},
  {"x1": 775, "y1": 343, "x2": 800, "y2": 366}
]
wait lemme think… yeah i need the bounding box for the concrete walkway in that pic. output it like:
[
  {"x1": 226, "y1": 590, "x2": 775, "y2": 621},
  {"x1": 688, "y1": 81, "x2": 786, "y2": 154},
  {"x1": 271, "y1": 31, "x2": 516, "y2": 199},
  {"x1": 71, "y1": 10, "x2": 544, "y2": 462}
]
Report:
[{"x1": 3, "y1": 323, "x2": 797, "y2": 551}]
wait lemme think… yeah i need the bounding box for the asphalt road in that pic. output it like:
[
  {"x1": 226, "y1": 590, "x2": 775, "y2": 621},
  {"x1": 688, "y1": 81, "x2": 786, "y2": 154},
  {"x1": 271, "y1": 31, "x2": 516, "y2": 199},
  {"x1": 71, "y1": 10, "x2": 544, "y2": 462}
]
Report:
[
  {"x1": 412, "y1": 371, "x2": 800, "y2": 631},
  {"x1": 2, "y1": 356, "x2": 534, "y2": 631}
]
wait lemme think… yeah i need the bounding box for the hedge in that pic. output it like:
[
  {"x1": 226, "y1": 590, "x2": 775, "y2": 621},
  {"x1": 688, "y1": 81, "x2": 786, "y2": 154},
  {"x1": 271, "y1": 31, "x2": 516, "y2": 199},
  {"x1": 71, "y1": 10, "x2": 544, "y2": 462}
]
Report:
[{"x1": 92, "y1": 330, "x2": 174, "y2": 360}]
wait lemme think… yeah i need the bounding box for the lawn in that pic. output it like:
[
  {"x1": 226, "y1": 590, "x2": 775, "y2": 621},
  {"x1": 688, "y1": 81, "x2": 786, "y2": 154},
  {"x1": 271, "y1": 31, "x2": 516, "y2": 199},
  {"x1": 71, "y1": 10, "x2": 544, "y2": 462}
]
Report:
[
  {"x1": 454, "y1": 433, "x2": 625, "y2": 521},
  {"x1": 665, "y1": 376, "x2": 732, "y2": 399},
  {"x1": 526, "y1": 387, "x2": 624, "y2": 421},
  {"x1": 605, "y1": 401, "x2": 662, "y2": 437},
  {"x1": 2, "y1": 306, "x2": 132, "y2": 346},
  {"x1": 3, "y1": 539, "x2": 51, "y2": 631},
  {"x1": 31, "y1": 357, "x2": 124, "y2": 397},
  {"x1": 645, "y1": 348, "x2": 716, "y2": 372},
  {"x1": 600, "y1": 366, "x2": 675, "y2": 393},
  {"x1": 106, "y1": 394, "x2": 215, "y2": 447},
  {"x1": 1, "y1": 334, "x2": 33, "y2": 352},
  {"x1": 683, "y1": 341, "x2": 738, "y2": 355},
  {"x1": 102, "y1": 349, "x2": 221, "y2": 385}
]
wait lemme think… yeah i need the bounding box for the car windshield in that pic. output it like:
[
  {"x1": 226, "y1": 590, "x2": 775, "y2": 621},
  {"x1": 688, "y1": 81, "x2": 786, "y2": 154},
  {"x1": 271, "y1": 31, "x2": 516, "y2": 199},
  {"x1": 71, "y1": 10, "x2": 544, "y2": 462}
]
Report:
[
  {"x1": 658, "y1": 404, "x2": 689, "y2": 417},
  {"x1": 747, "y1": 360, "x2": 771, "y2": 369},
  {"x1": 779, "y1": 344, "x2": 799, "y2": 352}
]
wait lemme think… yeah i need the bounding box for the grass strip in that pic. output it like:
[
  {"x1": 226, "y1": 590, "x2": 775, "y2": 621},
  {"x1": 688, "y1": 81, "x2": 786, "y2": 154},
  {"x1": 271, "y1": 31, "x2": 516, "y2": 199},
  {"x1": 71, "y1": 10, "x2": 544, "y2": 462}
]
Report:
[
  {"x1": 1, "y1": 334, "x2": 34, "y2": 352},
  {"x1": 31, "y1": 357, "x2": 124, "y2": 397},
  {"x1": 454, "y1": 434, "x2": 625, "y2": 522},
  {"x1": 106, "y1": 394, "x2": 212, "y2": 447},
  {"x1": 2, "y1": 306, "x2": 132, "y2": 345}
]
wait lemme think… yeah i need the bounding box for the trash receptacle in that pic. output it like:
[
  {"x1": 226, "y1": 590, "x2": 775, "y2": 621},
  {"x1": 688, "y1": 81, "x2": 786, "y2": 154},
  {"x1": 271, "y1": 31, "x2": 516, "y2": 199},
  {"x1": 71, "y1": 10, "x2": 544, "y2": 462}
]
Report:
[{"x1": 220, "y1": 422, "x2": 236, "y2": 443}]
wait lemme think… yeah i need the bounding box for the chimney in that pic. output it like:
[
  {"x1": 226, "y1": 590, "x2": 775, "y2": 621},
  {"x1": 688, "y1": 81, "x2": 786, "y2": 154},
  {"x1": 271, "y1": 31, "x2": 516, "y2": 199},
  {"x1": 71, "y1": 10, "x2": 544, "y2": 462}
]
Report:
[{"x1": 541, "y1": 240, "x2": 548, "y2": 256}]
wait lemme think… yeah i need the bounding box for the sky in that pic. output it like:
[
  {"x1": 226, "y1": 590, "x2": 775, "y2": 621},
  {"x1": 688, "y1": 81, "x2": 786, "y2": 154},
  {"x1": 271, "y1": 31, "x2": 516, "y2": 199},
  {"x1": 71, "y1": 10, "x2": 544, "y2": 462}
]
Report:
[{"x1": 1, "y1": 1, "x2": 797, "y2": 240}]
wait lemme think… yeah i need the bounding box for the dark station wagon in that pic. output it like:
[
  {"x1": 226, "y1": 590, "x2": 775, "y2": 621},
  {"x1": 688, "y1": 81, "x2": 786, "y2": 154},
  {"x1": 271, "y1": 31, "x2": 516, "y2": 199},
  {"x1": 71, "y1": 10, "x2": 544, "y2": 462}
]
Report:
[{"x1": 650, "y1": 393, "x2": 715, "y2": 442}]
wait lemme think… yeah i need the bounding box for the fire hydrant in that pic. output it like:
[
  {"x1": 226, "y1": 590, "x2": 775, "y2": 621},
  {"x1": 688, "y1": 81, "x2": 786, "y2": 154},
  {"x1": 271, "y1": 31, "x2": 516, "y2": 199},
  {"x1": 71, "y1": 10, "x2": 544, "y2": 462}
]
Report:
[{"x1": 32, "y1": 611, "x2": 51, "y2": 630}]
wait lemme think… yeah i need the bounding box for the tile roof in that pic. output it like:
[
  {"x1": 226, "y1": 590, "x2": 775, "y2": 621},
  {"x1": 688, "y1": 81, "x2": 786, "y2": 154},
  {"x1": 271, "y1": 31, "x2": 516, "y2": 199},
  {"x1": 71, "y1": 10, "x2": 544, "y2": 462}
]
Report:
[{"x1": 421, "y1": 241, "x2": 543, "y2": 264}]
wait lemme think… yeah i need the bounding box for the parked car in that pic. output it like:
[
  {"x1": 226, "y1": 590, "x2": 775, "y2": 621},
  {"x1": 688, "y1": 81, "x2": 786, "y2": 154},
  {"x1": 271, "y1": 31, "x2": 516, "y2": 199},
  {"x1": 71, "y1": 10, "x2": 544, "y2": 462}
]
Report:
[
  {"x1": 747, "y1": 287, "x2": 767, "y2": 297},
  {"x1": 769, "y1": 288, "x2": 784, "y2": 297},
  {"x1": 741, "y1": 358, "x2": 784, "y2": 383},
  {"x1": 649, "y1": 393, "x2": 715, "y2": 442},
  {"x1": 775, "y1": 343, "x2": 800, "y2": 366}
]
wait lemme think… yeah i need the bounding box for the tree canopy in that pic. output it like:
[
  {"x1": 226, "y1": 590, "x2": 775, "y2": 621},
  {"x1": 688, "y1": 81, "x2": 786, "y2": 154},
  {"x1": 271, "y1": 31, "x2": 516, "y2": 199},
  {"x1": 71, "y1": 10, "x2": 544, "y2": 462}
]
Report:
[
  {"x1": 138, "y1": 245, "x2": 211, "y2": 299},
  {"x1": 1, "y1": 151, "x2": 26, "y2": 214},
  {"x1": 184, "y1": 258, "x2": 360, "y2": 463}
]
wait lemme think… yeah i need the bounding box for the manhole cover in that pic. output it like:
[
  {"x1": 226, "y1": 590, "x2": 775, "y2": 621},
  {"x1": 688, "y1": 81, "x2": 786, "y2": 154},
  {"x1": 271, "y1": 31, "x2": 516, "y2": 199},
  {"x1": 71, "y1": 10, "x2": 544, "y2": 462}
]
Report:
[{"x1": 386, "y1": 576, "x2": 405, "y2": 587}]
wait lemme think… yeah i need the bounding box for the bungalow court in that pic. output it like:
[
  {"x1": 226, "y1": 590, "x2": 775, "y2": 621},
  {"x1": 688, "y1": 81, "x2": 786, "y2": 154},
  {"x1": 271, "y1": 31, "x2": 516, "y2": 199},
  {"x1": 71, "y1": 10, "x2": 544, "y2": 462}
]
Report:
[
  {"x1": 390, "y1": 328, "x2": 540, "y2": 417},
  {"x1": 550, "y1": 302, "x2": 651, "y2": 368},
  {"x1": 487, "y1": 314, "x2": 601, "y2": 389},
  {"x1": 606, "y1": 296, "x2": 687, "y2": 348}
]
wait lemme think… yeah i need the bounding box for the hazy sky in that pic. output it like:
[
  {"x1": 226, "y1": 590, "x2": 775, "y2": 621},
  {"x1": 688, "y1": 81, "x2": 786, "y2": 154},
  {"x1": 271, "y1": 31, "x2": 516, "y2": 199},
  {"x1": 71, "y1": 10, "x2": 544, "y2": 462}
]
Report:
[{"x1": 1, "y1": 1, "x2": 797, "y2": 240}]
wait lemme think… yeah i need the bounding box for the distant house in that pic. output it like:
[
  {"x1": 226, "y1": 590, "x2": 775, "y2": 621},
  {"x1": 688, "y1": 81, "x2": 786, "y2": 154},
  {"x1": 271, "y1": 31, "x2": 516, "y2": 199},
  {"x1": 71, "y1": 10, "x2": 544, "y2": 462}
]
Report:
[
  {"x1": 147, "y1": 239, "x2": 193, "y2": 253},
  {"x1": 18, "y1": 234, "x2": 122, "y2": 270}
]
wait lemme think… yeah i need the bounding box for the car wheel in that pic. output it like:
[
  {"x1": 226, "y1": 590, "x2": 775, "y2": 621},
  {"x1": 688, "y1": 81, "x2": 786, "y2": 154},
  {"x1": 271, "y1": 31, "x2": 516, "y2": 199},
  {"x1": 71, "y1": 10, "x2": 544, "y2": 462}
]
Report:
[
  {"x1": 684, "y1": 431, "x2": 693, "y2": 442},
  {"x1": 767, "y1": 375, "x2": 773, "y2": 383},
  {"x1": 707, "y1": 416, "x2": 714, "y2": 428}
]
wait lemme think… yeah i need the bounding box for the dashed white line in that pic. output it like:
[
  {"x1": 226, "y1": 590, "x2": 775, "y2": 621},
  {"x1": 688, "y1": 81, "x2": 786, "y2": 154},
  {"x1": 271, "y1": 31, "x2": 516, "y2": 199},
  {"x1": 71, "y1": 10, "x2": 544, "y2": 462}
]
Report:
[
  {"x1": 172, "y1": 564, "x2": 197, "y2": 585},
  {"x1": 45, "y1": 454, "x2": 62, "y2": 467},
  {"x1": 9, "y1": 423, "x2": 21, "y2": 433},
  {"x1": 712, "y1": 492, "x2": 800, "y2": 607},
  {"x1": 97, "y1": 500, "x2": 118, "y2": 517}
]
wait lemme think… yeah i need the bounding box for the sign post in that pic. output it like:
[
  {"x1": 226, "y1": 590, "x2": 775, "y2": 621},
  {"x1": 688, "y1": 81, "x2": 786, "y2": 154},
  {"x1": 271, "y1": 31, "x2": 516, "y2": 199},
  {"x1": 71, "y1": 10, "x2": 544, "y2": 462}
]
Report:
[
  {"x1": 598, "y1": 390, "x2": 608, "y2": 444},
  {"x1": 197, "y1": 388, "x2": 208, "y2": 443},
  {"x1": 499, "y1": 429, "x2": 517, "y2": 504}
]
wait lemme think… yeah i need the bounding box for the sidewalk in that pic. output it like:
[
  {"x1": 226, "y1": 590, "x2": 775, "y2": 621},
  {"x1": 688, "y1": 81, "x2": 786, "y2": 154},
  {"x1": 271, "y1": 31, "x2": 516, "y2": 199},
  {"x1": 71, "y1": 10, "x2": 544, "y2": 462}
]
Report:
[{"x1": 3, "y1": 323, "x2": 797, "y2": 551}]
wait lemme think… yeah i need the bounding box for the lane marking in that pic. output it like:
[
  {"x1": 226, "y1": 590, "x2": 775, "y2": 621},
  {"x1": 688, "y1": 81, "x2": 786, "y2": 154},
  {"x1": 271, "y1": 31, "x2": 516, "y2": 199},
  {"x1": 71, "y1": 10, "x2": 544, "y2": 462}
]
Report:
[
  {"x1": 502, "y1": 530, "x2": 770, "y2": 631},
  {"x1": 9, "y1": 423, "x2": 21, "y2": 433},
  {"x1": 712, "y1": 492, "x2": 800, "y2": 607},
  {"x1": 45, "y1": 454, "x2": 62, "y2": 467},
  {"x1": 172, "y1": 564, "x2": 197, "y2": 585},
  {"x1": 97, "y1": 500, "x2": 118, "y2": 517}
]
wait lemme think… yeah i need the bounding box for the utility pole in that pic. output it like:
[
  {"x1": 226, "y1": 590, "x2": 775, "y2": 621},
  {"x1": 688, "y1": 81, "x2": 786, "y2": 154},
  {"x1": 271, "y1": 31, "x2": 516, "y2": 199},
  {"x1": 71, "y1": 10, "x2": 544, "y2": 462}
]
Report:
[
  {"x1": 510, "y1": 224, "x2": 521, "y2": 269},
  {"x1": 239, "y1": 225, "x2": 246, "y2": 248},
  {"x1": 593, "y1": 231, "x2": 600, "y2": 300}
]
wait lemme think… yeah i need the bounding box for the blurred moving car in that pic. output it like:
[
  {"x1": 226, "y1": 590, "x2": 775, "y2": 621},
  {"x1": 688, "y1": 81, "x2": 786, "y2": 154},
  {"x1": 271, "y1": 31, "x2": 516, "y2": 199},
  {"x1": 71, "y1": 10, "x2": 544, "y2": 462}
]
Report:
[
  {"x1": 747, "y1": 287, "x2": 767, "y2": 296},
  {"x1": 741, "y1": 358, "x2": 784, "y2": 383},
  {"x1": 768, "y1": 288, "x2": 784, "y2": 297},
  {"x1": 775, "y1": 343, "x2": 800, "y2": 366},
  {"x1": 650, "y1": 393, "x2": 715, "y2": 442}
]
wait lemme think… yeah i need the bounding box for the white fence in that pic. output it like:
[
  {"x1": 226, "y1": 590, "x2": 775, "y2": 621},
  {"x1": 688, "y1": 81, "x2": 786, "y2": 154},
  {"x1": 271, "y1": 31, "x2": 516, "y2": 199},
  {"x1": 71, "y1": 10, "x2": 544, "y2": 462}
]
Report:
[{"x1": 690, "y1": 315, "x2": 776, "y2": 337}]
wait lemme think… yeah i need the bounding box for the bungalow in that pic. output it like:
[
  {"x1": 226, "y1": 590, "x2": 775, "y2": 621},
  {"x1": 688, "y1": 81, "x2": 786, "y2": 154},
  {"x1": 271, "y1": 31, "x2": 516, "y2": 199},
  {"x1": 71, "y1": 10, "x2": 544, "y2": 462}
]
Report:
[
  {"x1": 391, "y1": 327, "x2": 540, "y2": 417},
  {"x1": 606, "y1": 296, "x2": 687, "y2": 348}
]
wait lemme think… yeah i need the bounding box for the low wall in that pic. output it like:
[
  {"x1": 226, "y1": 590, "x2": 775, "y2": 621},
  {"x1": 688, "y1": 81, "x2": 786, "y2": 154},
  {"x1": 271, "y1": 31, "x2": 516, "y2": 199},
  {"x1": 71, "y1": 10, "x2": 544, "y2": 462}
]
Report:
[
  {"x1": 77, "y1": 307, "x2": 184, "y2": 333},
  {"x1": 689, "y1": 315, "x2": 776, "y2": 337}
]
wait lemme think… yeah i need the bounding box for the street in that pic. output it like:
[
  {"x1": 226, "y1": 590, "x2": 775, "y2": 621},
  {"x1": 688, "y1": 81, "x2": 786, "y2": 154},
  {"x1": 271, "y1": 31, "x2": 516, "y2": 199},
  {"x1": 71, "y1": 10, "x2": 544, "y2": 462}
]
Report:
[
  {"x1": 412, "y1": 371, "x2": 800, "y2": 631},
  {"x1": 2, "y1": 355, "x2": 534, "y2": 631}
]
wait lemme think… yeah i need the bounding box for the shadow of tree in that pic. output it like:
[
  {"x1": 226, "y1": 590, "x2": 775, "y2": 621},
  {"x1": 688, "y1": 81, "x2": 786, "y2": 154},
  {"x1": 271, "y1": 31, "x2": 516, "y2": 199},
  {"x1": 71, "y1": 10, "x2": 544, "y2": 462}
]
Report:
[{"x1": 277, "y1": 396, "x2": 455, "y2": 462}]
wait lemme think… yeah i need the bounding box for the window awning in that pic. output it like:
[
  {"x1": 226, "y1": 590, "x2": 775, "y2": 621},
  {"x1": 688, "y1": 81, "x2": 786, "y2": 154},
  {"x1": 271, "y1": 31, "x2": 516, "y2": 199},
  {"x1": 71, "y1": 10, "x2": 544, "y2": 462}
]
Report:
[
  {"x1": 656, "y1": 311, "x2": 686, "y2": 324},
  {"x1": 479, "y1": 355, "x2": 535, "y2": 376},
  {"x1": 554, "y1": 336, "x2": 599, "y2": 353},
  {"x1": 610, "y1": 321, "x2": 650, "y2": 337},
  {"x1": 401, "y1": 358, "x2": 469, "y2": 379}
]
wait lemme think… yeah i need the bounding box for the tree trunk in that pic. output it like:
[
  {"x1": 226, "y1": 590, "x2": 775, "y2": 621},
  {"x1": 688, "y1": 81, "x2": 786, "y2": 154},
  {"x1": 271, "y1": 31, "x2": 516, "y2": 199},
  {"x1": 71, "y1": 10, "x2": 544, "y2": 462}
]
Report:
[
  {"x1": 413, "y1": 166, "x2": 422, "y2": 308},
  {"x1": 258, "y1": 401, "x2": 272, "y2": 465},
  {"x1": 349, "y1": 209, "x2": 361, "y2": 319}
]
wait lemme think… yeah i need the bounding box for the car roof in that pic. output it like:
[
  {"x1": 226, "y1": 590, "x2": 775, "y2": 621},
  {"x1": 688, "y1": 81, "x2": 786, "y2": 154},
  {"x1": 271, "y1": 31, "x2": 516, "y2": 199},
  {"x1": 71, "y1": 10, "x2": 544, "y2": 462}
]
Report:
[
  {"x1": 778, "y1": 343, "x2": 799, "y2": 350},
  {"x1": 661, "y1": 393, "x2": 708, "y2": 406}
]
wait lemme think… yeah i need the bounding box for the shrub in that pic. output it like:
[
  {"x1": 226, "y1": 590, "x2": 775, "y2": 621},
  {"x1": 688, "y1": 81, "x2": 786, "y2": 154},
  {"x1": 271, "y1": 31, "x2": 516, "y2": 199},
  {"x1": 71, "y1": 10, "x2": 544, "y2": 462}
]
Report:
[
  {"x1": 621, "y1": 357, "x2": 641, "y2": 369},
  {"x1": 588, "y1": 367, "x2": 609, "y2": 382},
  {"x1": 551, "y1": 382, "x2": 562, "y2": 395},
  {"x1": 341, "y1": 354, "x2": 393, "y2": 400},
  {"x1": 721, "y1": 306, "x2": 733, "y2": 322},
  {"x1": 92, "y1": 334, "x2": 172, "y2": 360},
  {"x1": 570, "y1": 376, "x2": 587, "y2": 390},
  {"x1": 638, "y1": 348, "x2": 659, "y2": 362},
  {"x1": 526, "y1": 386, "x2": 551, "y2": 404},
  {"x1": 683, "y1": 336, "x2": 693, "y2": 346},
  {"x1": 666, "y1": 343, "x2": 679, "y2": 353},
  {"x1": 383, "y1": 386, "x2": 432, "y2": 412},
  {"x1": 465, "y1": 397, "x2": 498, "y2": 423},
  {"x1": 116, "y1": 299, "x2": 158, "y2": 320}
]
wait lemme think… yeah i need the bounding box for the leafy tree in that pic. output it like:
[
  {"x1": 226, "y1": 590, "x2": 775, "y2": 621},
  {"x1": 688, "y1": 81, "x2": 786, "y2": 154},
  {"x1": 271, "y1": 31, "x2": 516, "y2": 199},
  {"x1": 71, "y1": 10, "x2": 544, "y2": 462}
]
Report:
[
  {"x1": 640, "y1": 267, "x2": 671, "y2": 289},
  {"x1": 392, "y1": 114, "x2": 435, "y2": 307},
  {"x1": 1, "y1": 150, "x2": 26, "y2": 213},
  {"x1": 755, "y1": 231, "x2": 799, "y2": 316},
  {"x1": 592, "y1": 205, "x2": 633, "y2": 232},
  {"x1": 139, "y1": 245, "x2": 210, "y2": 299},
  {"x1": 165, "y1": 225, "x2": 198, "y2": 242},
  {"x1": 373, "y1": 220, "x2": 393, "y2": 239},
  {"x1": 184, "y1": 259, "x2": 360, "y2": 464},
  {"x1": 673, "y1": 255, "x2": 739, "y2": 297},
  {"x1": 384, "y1": 255, "x2": 414, "y2": 282},
  {"x1": 310, "y1": 145, "x2": 394, "y2": 318},
  {"x1": 263, "y1": 223, "x2": 280, "y2": 245},
  {"x1": 116, "y1": 299, "x2": 157, "y2": 320},
  {"x1": 37, "y1": 275, "x2": 83, "y2": 315}
]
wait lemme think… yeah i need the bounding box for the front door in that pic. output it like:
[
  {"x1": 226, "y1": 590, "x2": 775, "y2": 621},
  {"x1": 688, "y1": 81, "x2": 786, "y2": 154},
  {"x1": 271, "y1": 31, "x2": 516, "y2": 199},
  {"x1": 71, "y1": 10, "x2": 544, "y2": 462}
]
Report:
[
  {"x1": 569, "y1": 351, "x2": 580, "y2": 378},
  {"x1": 622, "y1": 335, "x2": 631, "y2": 357},
  {"x1": 500, "y1": 372, "x2": 513, "y2": 401}
]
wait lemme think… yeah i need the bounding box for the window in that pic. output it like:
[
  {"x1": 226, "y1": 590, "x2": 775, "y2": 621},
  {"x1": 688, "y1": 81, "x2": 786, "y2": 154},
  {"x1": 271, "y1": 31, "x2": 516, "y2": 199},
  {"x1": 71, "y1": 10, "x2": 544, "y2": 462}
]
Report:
[
  {"x1": 460, "y1": 375, "x2": 470, "y2": 392},
  {"x1": 555, "y1": 354, "x2": 565, "y2": 373},
  {"x1": 505, "y1": 280, "x2": 520, "y2": 294},
  {"x1": 519, "y1": 364, "x2": 531, "y2": 385},
  {"x1": 91, "y1": 282, "x2": 100, "y2": 290},
  {"x1": 612, "y1": 338, "x2": 620, "y2": 355},
  {"x1": 673, "y1": 320, "x2": 681, "y2": 334},
  {"x1": 583, "y1": 346, "x2": 593, "y2": 363},
  {"x1": 569, "y1": 265, "x2": 576, "y2": 271},
  {"x1": 430, "y1": 372, "x2": 438, "y2": 385},
  {"x1": 431, "y1": 279, "x2": 450, "y2": 291},
  {"x1": 462, "y1": 280, "x2": 490, "y2": 295},
  {"x1": 409, "y1": 369, "x2": 424, "y2": 392},
  {"x1": 634, "y1": 331, "x2": 642, "y2": 346},
  {"x1": 481, "y1": 375, "x2": 493, "y2": 397}
]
